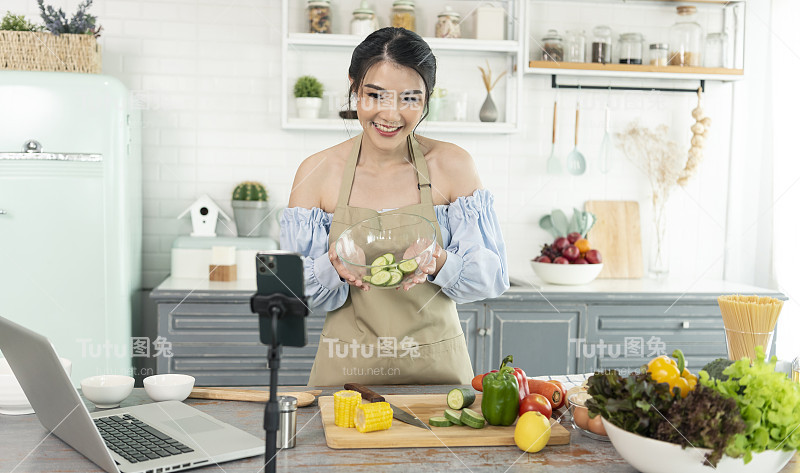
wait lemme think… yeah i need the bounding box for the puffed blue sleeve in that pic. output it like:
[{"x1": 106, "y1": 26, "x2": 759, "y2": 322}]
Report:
[
  {"x1": 429, "y1": 189, "x2": 510, "y2": 303},
  {"x1": 280, "y1": 207, "x2": 349, "y2": 312}
]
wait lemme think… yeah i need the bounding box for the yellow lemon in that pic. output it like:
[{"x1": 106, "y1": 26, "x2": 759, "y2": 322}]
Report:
[{"x1": 514, "y1": 411, "x2": 551, "y2": 453}]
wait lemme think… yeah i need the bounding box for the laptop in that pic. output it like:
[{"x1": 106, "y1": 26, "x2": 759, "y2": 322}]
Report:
[{"x1": 0, "y1": 316, "x2": 265, "y2": 473}]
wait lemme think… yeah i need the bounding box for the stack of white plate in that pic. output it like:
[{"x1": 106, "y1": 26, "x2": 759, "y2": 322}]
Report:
[{"x1": 0, "y1": 358, "x2": 72, "y2": 415}]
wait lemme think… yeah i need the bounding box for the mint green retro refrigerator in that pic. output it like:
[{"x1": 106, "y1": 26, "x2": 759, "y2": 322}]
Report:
[{"x1": 0, "y1": 71, "x2": 142, "y2": 385}]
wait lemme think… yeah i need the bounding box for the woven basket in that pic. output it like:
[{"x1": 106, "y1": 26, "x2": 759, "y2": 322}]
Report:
[{"x1": 0, "y1": 31, "x2": 101, "y2": 74}]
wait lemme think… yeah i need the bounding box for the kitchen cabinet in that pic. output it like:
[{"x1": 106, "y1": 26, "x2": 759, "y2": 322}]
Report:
[
  {"x1": 150, "y1": 278, "x2": 783, "y2": 385},
  {"x1": 280, "y1": 0, "x2": 524, "y2": 133}
]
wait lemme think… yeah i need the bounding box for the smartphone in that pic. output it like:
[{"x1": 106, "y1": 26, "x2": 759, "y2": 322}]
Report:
[{"x1": 254, "y1": 251, "x2": 308, "y2": 347}]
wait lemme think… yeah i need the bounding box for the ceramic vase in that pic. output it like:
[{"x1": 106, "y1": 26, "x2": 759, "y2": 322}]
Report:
[{"x1": 479, "y1": 92, "x2": 498, "y2": 122}]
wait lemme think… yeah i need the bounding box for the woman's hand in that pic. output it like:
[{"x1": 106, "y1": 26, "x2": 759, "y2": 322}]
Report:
[
  {"x1": 400, "y1": 240, "x2": 446, "y2": 291},
  {"x1": 328, "y1": 242, "x2": 370, "y2": 291}
]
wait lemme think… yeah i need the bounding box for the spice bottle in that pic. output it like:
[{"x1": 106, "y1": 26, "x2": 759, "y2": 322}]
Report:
[
  {"x1": 591, "y1": 25, "x2": 612, "y2": 64},
  {"x1": 565, "y1": 30, "x2": 586, "y2": 62},
  {"x1": 704, "y1": 32, "x2": 728, "y2": 68},
  {"x1": 307, "y1": 0, "x2": 331, "y2": 34},
  {"x1": 669, "y1": 6, "x2": 703, "y2": 66},
  {"x1": 618, "y1": 33, "x2": 644, "y2": 64},
  {"x1": 541, "y1": 29, "x2": 564, "y2": 62},
  {"x1": 351, "y1": 1, "x2": 377, "y2": 36},
  {"x1": 649, "y1": 43, "x2": 669, "y2": 66},
  {"x1": 435, "y1": 6, "x2": 461, "y2": 39},
  {"x1": 391, "y1": 0, "x2": 416, "y2": 32}
]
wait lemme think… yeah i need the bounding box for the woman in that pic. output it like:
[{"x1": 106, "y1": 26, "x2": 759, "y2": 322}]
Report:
[{"x1": 281, "y1": 27, "x2": 509, "y2": 386}]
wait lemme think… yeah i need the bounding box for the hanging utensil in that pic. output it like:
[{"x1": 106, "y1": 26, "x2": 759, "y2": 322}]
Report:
[
  {"x1": 566, "y1": 101, "x2": 586, "y2": 175},
  {"x1": 598, "y1": 105, "x2": 613, "y2": 173},
  {"x1": 546, "y1": 99, "x2": 560, "y2": 174}
]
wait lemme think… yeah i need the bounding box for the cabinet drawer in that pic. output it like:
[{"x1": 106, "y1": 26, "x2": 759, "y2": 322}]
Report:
[{"x1": 167, "y1": 355, "x2": 314, "y2": 386}]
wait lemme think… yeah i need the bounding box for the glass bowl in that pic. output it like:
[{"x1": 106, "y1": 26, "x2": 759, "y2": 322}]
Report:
[
  {"x1": 568, "y1": 391, "x2": 610, "y2": 441},
  {"x1": 335, "y1": 213, "x2": 436, "y2": 289}
]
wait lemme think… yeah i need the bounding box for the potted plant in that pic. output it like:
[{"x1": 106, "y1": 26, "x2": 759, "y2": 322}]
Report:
[
  {"x1": 294, "y1": 75, "x2": 324, "y2": 119},
  {"x1": 231, "y1": 181, "x2": 271, "y2": 237}
]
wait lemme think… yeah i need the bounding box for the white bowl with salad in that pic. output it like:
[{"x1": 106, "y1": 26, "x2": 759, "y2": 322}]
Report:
[{"x1": 335, "y1": 213, "x2": 436, "y2": 289}]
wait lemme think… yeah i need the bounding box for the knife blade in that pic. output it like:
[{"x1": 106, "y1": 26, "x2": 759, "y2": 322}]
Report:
[{"x1": 344, "y1": 383, "x2": 431, "y2": 430}]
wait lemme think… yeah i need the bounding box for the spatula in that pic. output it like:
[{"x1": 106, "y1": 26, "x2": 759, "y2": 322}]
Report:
[
  {"x1": 566, "y1": 102, "x2": 586, "y2": 176},
  {"x1": 546, "y1": 99, "x2": 560, "y2": 174}
]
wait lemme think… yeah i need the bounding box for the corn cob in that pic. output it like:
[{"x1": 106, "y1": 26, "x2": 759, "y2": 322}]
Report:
[
  {"x1": 354, "y1": 402, "x2": 393, "y2": 433},
  {"x1": 333, "y1": 390, "x2": 361, "y2": 428}
]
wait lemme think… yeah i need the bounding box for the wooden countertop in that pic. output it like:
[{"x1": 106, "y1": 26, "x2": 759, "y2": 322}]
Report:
[{"x1": 2, "y1": 385, "x2": 797, "y2": 472}]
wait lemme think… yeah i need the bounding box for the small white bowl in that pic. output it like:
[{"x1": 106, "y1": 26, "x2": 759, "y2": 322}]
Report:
[
  {"x1": 602, "y1": 417, "x2": 795, "y2": 473},
  {"x1": 80, "y1": 375, "x2": 135, "y2": 409},
  {"x1": 143, "y1": 374, "x2": 195, "y2": 402},
  {"x1": 531, "y1": 261, "x2": 604, "y2": 285},
  {"x1": 0, "y1": 357, "x2": 72, "y2": 415}
]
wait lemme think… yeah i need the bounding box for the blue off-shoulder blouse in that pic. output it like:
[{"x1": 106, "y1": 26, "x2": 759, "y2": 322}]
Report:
[{"x1": 279, "y1": 189, "x2": 510, "y2": 311}]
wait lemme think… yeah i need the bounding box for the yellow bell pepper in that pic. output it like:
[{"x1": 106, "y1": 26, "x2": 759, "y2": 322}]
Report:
[{"x1": 646, "y1": 349, "x2": 697, "y2": 398}]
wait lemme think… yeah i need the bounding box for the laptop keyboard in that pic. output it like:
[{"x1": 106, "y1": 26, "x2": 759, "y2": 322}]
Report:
[{"x1": 94, "y1": 414, "x2": 195, "y2": 464}]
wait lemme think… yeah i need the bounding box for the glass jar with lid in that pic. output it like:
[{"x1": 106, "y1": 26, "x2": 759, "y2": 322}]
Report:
[
  {"x1": 435, "y1": 6, "x2": 461, "y2": 38},
  {"x1": 565, "y1": 30, "x2": 586, "y2": 62},
  {"x1": 351, "y1": 1, "x2": 378, "y2": 36},
  {"x1": 649, "y1": 43, "x2": 669, "y2": 66},
  {"x1": 669, "y1": 5, "x2": 703, "y2": 66},
  {"x1": 307, "y1": 0, "x2": 331, "y2": 34},
  {"x1": 618, "y1": 33, "x2": 643, "y2": 64},
  {"x1": 704, "y1": 32, "x2": 728, "y2": 68},
  {"x1": 541, "y1": 29, "x2": 564, "y2": 62},
  {"x1": 591, "y1": 25, "x2": 612, "y2": 64},
  {"x1": 391, "y1": 0, "x2": 416, "y2": 32}
]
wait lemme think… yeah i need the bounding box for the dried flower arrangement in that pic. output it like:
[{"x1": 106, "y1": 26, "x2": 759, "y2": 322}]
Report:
[
  {"x1": 477, "y1": 60, "x2": 507, "y2": 93},
  {"x1": 37, "y1": 0, "x2": 102, "y2": 37}
]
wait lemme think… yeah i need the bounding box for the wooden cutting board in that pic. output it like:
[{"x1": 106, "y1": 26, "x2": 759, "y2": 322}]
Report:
[
  {"x1": 188, "y1": 388, "x2": 320, "y2": 407},
  {"x1": 584, "y1": 201, "x2": 643, "y2": 279},
  {"x1": 319, "y1": 393, "x2": 570, "y2": 449}
]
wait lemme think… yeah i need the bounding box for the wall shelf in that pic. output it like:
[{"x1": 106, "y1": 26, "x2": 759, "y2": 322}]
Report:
[
  {"x1": 526, "y1": 61, "x2": 745, "y2": 82},
  {"x1": 285, "y1": 118, "x2": 518, "y2": 134},
  {"x1": 287, "y1": 33, "x2": 520, "y2": 53}
]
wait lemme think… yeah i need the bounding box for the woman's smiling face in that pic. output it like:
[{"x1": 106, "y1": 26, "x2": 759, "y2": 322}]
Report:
[{"x1": 355, "y1": 60, "x2": 426, "y2": 151}]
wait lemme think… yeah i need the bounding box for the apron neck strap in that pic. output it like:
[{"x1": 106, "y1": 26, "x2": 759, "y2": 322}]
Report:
[{"x1": 336, "y1": 132, "x2": 433, "y2": 208}]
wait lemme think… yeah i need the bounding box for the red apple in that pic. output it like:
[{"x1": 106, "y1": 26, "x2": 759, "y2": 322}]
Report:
[
  {"x1": 585, "y1": 249, "x2": 603, "y2": 264},
  {"x1": 553, "y1": 256, "x2": 569, "y2": 264},
  {"x1": 537, "y1": 256, "x2": 552, "y2": 263},
  {"x1": 519, "y1": 393, "x2": 553, "y2": 418},
  {"x1": 567, "y1": 232, "x2": 582, "y2": 244},
  {"x1": 562, "y1": 244, "x2": 580, "y2": 261},
  {"x1": 553, "y1": 237, "x2": 570, "y2": 252},
  {"x1": 573, "y1": 257, "x2": 588, "y2": 264}
]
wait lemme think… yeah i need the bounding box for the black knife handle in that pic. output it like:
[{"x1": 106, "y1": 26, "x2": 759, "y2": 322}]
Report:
[{"x1": 344, "y1": 383, "x2": 385, "y2": 403}]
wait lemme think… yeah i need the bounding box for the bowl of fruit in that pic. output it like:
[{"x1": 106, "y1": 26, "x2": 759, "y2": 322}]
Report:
[
  {"x1": 531, "y1": 232, "x2": 603, "y2": 285},
  {"x1": 335, "y1": 213, "x2": 436, "y2": 289}
]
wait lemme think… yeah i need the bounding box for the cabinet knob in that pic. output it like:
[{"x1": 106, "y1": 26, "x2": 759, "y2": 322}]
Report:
[
  {"x1": 0, "y1": 209, "x2": 7, "y2": 215},
  {"x1": 478, "y1": 328, "x2": 491, "y2": 336},
  {"x1": 682, "y1": 321, "x2": 690, "y2": 329}
]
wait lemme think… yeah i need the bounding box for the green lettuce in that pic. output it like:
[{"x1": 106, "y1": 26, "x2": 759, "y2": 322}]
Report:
[{"x1": 701, "y1": 347, "x2": 800, "y2": 463}]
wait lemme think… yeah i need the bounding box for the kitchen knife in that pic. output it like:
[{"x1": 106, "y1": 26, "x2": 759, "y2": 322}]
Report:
[{"x1": 344, "y1": 383, "x2": 431, "y2": 430}]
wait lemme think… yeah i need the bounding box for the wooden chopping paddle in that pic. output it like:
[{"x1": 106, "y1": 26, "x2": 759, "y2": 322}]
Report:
[
  {"x1": 188, "y1": 387, "x2": 321, "y2": 407},
  {"x1": 584, "y1": 200, "x2": 643, "y2": 278}
]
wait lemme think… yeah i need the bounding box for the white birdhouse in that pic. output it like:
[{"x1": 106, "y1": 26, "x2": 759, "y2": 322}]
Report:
[{"x1": 177, "y1": 194, "x2": 232, "y2": 237}]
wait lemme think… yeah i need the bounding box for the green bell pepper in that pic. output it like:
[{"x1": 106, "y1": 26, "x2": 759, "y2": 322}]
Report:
[{"x1": 481, "y1": 354, "x2": 520, "y2": 426}]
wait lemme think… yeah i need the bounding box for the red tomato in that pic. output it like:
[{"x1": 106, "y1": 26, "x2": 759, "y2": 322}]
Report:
[{"x1": 519, "y1": 393, "x2": 552, "y2": 419}]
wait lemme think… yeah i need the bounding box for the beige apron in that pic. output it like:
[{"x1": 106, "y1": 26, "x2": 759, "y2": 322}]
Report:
[{"x1": 307, "y1": 133, "x2": 474, "y2": 386}]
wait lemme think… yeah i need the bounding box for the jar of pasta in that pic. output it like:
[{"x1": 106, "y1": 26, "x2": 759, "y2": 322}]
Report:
[
  {"x1": 391, "y1": 0, "x2": 416, "y2": 32},
  {"x1": 435, "y1": 6, "x2": 461, "y2": 38},
  {"x1": 307, "y1": 0, "x2": 331, "y2": 34}
]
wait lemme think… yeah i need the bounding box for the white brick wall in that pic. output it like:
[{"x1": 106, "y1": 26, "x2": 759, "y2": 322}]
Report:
[{"x1": 12, "y1": 0, "x2": 735, "y2": 288}]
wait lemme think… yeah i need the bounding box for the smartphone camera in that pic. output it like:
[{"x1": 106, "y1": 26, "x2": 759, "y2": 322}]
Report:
[{"x1": 258, "y1": 255, "x2": 277, "y2": 274}]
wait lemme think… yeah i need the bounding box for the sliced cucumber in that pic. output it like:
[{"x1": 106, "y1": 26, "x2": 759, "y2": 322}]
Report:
[
  {"x1": 370, "y1": 256, "x2": 387, "y2": 276},
  {"x1": 370, "y1": 270, "x2": 391, "y2": 286},
  {"x1": 362, "y1": 275, "x2": 372, "y2": 284},
  {"x1": 387, "y1": 270, "x2": 403, "y2": 286},
  {"x1": 429, "y1": 416, "x2": 452, "y2": 427},
  {"x1": 381, "y1": 253, "x2": 395, "y2": 265},
  {"x1": 444, "y1": 409, "x2": 463, "y2": 426},
  {"x1": 447, "y1": 388, "x2": 476, "y2": 410},
  {"x1": 398, "y1": 259, "x2": 419, "y2": 274},
  {"x1": 460, "y1": 408, "x2": 485, "y2": 429}
]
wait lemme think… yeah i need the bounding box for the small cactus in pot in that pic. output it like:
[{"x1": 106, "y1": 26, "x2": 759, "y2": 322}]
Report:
[{"x1": 231, "y1": 181, "x2": 271, "y2": 237}]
